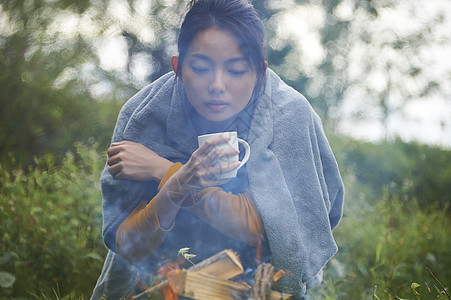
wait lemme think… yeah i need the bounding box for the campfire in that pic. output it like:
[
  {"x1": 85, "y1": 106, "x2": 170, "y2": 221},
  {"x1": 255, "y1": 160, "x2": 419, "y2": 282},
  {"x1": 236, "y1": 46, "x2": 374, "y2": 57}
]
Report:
[{"x1": 132, "y1": 249, "x2": 292, "y2": 300}]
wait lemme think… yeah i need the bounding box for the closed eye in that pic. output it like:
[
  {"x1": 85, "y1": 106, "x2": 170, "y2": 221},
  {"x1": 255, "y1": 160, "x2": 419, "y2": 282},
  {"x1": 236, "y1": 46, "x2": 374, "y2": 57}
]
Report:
[
  {"x1": 229, "y1": 69, "x2": 247, "y2": 76},
  {"x1": 191, "y1": 66, "x2": 209, "y2": 74}
]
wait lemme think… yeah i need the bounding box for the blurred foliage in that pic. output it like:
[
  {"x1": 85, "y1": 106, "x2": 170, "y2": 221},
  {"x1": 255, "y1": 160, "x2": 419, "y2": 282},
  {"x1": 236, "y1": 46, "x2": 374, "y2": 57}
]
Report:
[
  {"x1": 331, "y1": 136, "x2": 451, "y2": 211},
  {"x1": 309, "y1": 134, "x2": 451, "y2": 299},
  {"x1": 2, "y1": 0, "x2": 450, "y2": 166},
  {"x1": 310, "y1": 197, "x2": 451, "y2": 299},
  {"x1": 0, "y1": 0, "x2": 192, "y2": 166},
  {"x1": 0, "y1": 141, "x2": 106, "y2": 298},
  {"x1": 0, "y1": 0, "x2": 123, "y2": 166}
]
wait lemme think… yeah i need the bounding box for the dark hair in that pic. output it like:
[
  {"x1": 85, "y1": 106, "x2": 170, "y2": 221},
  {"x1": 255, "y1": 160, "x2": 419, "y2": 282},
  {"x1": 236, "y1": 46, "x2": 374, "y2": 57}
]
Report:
[{"x1": 177, "y1": 0, "x2": 267, "y2": 95}]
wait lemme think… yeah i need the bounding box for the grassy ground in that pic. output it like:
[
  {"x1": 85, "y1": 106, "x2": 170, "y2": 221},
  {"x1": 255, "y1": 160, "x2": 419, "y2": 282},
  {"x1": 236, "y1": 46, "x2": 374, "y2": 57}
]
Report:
[{"x1": 1, "y1": 141, "x2": 450, "y2": 299}]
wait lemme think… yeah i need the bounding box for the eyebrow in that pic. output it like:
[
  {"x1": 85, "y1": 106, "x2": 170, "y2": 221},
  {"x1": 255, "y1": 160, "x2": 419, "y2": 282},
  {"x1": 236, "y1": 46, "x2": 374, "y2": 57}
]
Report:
[{"x1": 190, "y1": 53, "x2": 247, "y2": 64}]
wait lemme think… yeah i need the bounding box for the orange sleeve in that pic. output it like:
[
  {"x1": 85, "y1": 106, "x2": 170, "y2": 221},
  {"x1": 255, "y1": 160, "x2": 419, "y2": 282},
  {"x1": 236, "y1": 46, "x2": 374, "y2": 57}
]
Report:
[
  {"x1": 115, "y1": 162, "x2": 183, "y2": 261},
  {"x1": 157, "y1": 162, "x2": 184, "y2": 191},
  {"x1": 116, "y1": 162, "x2": 263, "y2": 262},
  {"x1": 188, "y1": 187, "x2": 264, "y2": 246}
]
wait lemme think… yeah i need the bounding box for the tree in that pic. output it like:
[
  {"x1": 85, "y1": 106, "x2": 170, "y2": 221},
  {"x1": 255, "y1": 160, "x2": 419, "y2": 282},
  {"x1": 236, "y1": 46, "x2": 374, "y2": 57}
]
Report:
[
  {"x1": 0, "y1": 0, "x2": 186, "y2": 165},
  {"x1": 256, "y1": 0, "x2": 451, "y2": 139},
  {"x1": 0, "y1": 0, "x2": 117, "y2": 165},
  {"x1": 2, "y1": 0, "x2": 450, "y2": 167}
]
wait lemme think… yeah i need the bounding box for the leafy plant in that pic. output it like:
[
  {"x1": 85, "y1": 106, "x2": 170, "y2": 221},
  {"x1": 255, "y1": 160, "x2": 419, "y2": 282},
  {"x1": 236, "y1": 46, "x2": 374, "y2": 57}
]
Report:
[
  {"x1": 0, "y1": 141, "x2": 107, "y2": 298},
  {"x1": 309, "y1": 194, "x2": 451, "y2": 299}
]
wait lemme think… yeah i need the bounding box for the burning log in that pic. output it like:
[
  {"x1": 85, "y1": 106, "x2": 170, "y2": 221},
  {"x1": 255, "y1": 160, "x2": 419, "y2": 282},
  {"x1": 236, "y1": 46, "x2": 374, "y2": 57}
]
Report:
[
  {"x1": 132, "y1": 249, "x2": 292, "y2": 300},
  {"x1": 131, "y1": 249, "x2": 243, "y2": 299},
  {"x1": 250, "y1": 263, "x2": 275, "y2": 300}
]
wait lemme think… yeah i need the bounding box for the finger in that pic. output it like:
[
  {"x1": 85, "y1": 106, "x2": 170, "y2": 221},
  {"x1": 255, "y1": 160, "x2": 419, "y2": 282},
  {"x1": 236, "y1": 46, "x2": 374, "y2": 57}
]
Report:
[
  {"x1": 209, "y1": 161, "x2": 241, "y2": 176},
  {"x1": 213, "y1": 147, "x2": 239, "y2": 158},
  {"x1": 108, "y1": 164, "x2": 122, "y2": 177},
  {"x1": 112, "y1": 140, "x2": 129, "y2": 146},
  {"x1": 196, "y1": 142, "x2": 214, "y2": 157},
  {"x1": 114, "y1": 172, "x2": 125, "y2": 180},
  {"x1": 207, "y1": 134, "x2": 231, "y2": 147},
  {"x1": 109, "y1": 140, "x2": 135, "y2": 153},
  {"x1": 107, "y1": 146, "x2": 121, "y2": 157},
  {"x1": 107, "y1": 154, "x2": 121, "y2": 166},
  {"x1": 197, "y1": 135, "x2": 231, "y2": 156},
  {"x1": 203, "y1": 147, "x2": 239, "y2": 167},
  {"x1": 114, "y1": 140, "x2": 139, "y2": 148},
  {"x1": 201, "y1": 162, "x2": 240, "y2": 187}
]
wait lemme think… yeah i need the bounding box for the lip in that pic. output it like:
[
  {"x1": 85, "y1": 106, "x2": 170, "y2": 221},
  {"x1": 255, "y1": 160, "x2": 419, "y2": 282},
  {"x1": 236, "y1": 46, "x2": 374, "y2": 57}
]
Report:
[{"x1": 206, "y1": 101, "x2": 229, "y2": 112}]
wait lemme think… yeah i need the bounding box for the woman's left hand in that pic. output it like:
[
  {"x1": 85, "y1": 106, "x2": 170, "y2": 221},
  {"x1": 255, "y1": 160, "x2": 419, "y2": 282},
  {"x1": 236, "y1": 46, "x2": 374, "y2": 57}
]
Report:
[
  {"x1": 106, "y1": 140, "x2": 173, "y2": 181},
  {"x1": 175, "y1": 134, "x2": 239, "y2": 189}
]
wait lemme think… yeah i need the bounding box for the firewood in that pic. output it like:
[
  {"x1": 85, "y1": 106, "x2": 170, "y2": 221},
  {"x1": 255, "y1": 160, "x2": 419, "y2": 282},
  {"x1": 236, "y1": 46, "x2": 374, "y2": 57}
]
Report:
[
  {"x1": 166, "y1": 269, "x2": 291, "y2": 300},
  {"x1": 167, "y1": 269, "x2": 248, "y2": 300},
  {"x1": 187, "y1": 249, "x2": 244, "y2": 280},
  {"x1": 132, "y1": 249, "x2": 292, "y2": 300},
  {"x1": 131, "y1": 249, "x2": 243, "y2": 299},
  {"x1": 250, "y1": 263, "x2": 274, "y2": 300}
]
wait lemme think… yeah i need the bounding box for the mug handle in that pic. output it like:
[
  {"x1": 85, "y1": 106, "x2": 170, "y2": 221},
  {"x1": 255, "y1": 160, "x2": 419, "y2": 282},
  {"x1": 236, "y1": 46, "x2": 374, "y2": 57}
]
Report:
[{"x1": 237, "y1": 138, "x2": 250, "y2": 170}]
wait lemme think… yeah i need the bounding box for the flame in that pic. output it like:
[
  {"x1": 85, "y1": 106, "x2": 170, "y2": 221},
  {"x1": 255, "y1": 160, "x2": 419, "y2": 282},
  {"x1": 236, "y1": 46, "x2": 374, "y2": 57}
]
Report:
[
  {"x1": 272, "y1": 270, "x2": 285, "y2": 282},
  {"x1": 255, "y1": 235, "x2": 262, "y2": 264},
  {"x1": 131, "y1": 257, "x2": 185, "y2": 300},
  {"x1": 158, "y1": 257, "x2": 185, "y2": 300},
  {"x1": 162, "y1": 285, "x2": 178, "y2": 300},
  {"x1": 158, "y1": 256, "x2": 185, "y2": 278}
]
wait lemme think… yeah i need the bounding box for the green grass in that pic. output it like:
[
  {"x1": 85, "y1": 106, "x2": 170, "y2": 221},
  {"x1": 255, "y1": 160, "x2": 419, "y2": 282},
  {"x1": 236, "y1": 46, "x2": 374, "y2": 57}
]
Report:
[
  {"x1": 1, "y1": 140, "x2": 450, "y2": 299},
  {"x1": 0, "y1": 142, "x2": 107, "y2": 299},
  {"x1": 310, "y1": 195, "x2": 450, "y2": 299}
]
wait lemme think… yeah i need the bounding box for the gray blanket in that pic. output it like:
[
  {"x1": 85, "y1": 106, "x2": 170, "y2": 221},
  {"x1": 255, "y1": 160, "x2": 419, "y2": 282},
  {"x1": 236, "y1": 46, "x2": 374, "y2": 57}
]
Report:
[{"x1": 91, "y1": 69, "x2": 344, "y2": 298}]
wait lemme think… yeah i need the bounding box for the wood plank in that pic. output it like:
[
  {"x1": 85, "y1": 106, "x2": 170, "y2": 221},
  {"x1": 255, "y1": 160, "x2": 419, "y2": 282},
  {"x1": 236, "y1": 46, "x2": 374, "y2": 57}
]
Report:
[
  {"x1": 167, "y1": 269, "x2": 292, "y2": 300},
  {"x1": 188, "y1": 249, "x2": 244, "y2": 280},
  {"x1": 167, "y1": 269, "x2": 248, "y2": 300},
  {"x1": 132, "y1": 249, "x2": 291, "y2": 299}
]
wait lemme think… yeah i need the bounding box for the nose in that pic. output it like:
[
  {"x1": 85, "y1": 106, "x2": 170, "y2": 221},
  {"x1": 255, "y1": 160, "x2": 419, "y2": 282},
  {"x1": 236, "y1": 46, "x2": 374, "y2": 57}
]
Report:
[{"x1": 209, "y1": 70, "x2": 226, "y2": 95}]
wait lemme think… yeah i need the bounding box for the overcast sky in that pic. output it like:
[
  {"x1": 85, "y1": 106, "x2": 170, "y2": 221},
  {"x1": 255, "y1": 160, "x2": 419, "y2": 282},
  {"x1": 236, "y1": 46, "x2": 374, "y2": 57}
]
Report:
[{"x1": 278, "y1": 0, "x2": 451, "y2": 149}]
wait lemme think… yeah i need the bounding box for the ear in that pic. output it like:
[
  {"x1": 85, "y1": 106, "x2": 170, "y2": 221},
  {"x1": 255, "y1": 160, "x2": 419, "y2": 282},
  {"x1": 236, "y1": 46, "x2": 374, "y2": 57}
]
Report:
[
  {"x1": 171, "y1": 56, "x2": 179, "y2": 75},
  {"x1": 265, "y1": 60, "x2": 268, "y2": 68}
]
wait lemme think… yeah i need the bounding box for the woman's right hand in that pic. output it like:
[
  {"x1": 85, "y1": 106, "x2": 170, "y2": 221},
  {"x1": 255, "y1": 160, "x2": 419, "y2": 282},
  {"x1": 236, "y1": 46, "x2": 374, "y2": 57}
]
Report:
[{"x1": 107, "y1": 140, "x2": 172, "y2": 181}]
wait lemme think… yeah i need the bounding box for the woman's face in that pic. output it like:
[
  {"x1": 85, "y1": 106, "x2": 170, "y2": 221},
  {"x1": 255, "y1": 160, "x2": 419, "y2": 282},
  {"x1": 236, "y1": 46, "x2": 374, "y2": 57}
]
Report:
[{"x1": 173, "y1": 27, "x2": 257, "y2": 122}]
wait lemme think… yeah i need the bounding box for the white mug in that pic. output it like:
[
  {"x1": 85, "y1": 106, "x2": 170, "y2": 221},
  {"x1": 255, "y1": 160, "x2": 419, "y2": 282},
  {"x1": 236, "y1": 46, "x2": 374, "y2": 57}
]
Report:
[{"x1": 197, "y1": 131, "x2": 250, "y2": 179}]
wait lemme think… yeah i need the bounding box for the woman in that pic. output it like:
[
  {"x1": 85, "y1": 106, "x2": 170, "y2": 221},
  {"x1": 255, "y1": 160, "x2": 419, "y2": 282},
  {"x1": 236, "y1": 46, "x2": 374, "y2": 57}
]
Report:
[{"x1": 91, "y1": 0, "x2": 344, "y2": 298}]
